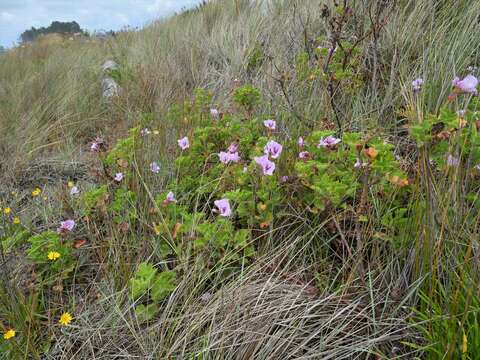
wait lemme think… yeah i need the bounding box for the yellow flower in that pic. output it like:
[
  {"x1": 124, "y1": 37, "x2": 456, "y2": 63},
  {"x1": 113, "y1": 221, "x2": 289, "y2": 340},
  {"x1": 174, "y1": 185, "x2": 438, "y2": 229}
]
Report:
[
  {"x1": 13, "y1": 217, "x2": 20, "y2": 225},
  {"x1": 59, "y1": 312, "x2": 72, "y2": 326},
  {"x1": 31, "y1": 188, "x2": 42, "y2": 197},
  {"x1": 153, "y1": 223, "x2": 161, "y2": 236},
  {"x1": 3, "y1": 207, "x2": 11, "y2": 215},
  {"x1": 67, "y1": 181, "x2": 75, "y2": 188},
  {"x1": 153, "y1": 130, "x2": 160, "y2": 135},
  {"x1": 3, "y1": 329, "x2": 15, "y2": 340},
  {"x1": 43, "y1": 196, "x2": 48, "y2": 201},
  {"x1": 48, "y1": 251, "x2": 61, "y2": 261}
]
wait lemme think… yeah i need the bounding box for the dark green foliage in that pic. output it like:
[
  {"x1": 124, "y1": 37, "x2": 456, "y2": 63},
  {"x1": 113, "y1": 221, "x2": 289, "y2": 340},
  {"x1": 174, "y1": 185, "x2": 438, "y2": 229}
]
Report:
[{"x1": 20, "y1": 21, "x2": 85, "y2": 43}]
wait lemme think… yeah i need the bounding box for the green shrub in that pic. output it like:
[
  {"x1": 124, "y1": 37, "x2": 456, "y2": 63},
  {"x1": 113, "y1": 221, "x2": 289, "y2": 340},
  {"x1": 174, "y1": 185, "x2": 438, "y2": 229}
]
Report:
[
  {"x1": 233, "y1": 84, "x2": 261, "y2": 113},
  {"x1": 129, "y1": 262, "x2": 177, "y2": 322}
]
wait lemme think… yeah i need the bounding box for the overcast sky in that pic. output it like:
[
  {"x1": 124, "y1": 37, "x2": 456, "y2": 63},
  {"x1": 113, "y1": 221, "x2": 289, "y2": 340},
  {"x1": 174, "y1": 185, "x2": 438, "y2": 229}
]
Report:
[{"x1": 0, "y1": 0, "x2": 201, "y2": 47}]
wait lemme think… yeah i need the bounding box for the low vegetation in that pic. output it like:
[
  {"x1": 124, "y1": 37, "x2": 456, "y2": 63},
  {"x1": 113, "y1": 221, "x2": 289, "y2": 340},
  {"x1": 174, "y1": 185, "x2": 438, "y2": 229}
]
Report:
[{"x1": 1, "y1": 0, "x2": 480, "y2": 358}]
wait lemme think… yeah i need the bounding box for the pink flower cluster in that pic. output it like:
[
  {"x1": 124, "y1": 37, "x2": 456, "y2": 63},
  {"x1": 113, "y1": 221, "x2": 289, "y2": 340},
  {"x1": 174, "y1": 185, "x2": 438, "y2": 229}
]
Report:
[
  {"x1": 299, "y1": 151, "x2": 309, "y2": 159},
  {"x1": 210, "y1": 108, "x2": 220, "y2": 119},
  {"x1": 452, "y1": 75, "x2": 478, "y2": 93},
  {"x1": 219, "y1": 151, "x2": 240, "y2": 164},
  {"x1": 162, "y1": 191, "x2": 176, "y2": 206},
  {"x1": 214, "y1": 199, "x2": 231, "y2": 217},
  {"x1": 150, "y1": 162, "x2": 160, "y2": 173},
  {"x1": 178, "y1": 137, "x2": 190, "y2": 150},
  {"x1": 253, "y1": 121, "x2": 284, "y2": 175},
  {"x1": 219, "y1": 142, "x2": 241, "y2": 165},
  {"x1": 412, "y1": 78, "x2": 423, "y2": 91},
  {"x1": 57, "y1": 219, "x2": 75, "y2": 233},
  {"x1": 318, "y1": 135, "x2": 341, "y2": 148},
  {"x1": 298, "y1": 137, "x2": 305, "y2": 147},
  {"x1": 264, "y1": 140, "x2": 283, "y2": 159},
  {"x1": 254, "y1": 155, "x2": 275, "y2": 175},
  {"x1": 264, "y1": 119, "x2": 276, "y2": 130},
  {"x1": 90, "y1": 137, "x2": 105, "y2": 152}
]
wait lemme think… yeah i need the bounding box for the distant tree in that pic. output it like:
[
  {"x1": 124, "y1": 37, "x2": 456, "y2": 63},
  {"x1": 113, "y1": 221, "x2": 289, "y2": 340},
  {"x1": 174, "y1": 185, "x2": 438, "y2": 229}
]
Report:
[
  {"x1": 0, "y1": 46, "x2": 5, "y2": 54},
  {"x1": 20, "y1": 21, "x2": 85, "y2": 43},
  {"x1": 20, "y1": 27, "x2": 38, "y2": 43}
]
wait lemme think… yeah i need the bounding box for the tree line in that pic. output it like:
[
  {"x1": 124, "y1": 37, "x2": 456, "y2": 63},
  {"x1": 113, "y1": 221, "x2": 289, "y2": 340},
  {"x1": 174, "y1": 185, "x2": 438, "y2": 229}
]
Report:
[{"x1": 20, "y1": 21, "x2": 86, "y2": 43}]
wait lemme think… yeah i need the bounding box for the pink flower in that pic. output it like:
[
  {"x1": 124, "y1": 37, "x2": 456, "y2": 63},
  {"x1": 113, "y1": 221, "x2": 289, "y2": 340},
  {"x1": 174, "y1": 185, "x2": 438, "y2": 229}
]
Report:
[
  {"x1": 318, "y1": 135, "x2": 341, "y2": 148},
  {"x1": 140, "y1": 128, "x2": 151, "y2": 136},
  {"x1": 254, "y1": 155, "x2": 275, "y2": 176},
  {"x1": 228, "y1": 142, "x2": 238, "y2": 153},
  {"x1": 219, "y1": 151, "x2": 241, "y2": 164},
  {"x1": 70, "y1": 186, "x2": 79, "y2": 196},
  {"x1": 218, "y1": 152, "x2": 230, "y2": 164},
  {"x1": 263, "y1": 119, "x2": 276, "y2": 130},
  {"x1": 114, "y1": 172, "x2": 124, "y2": 182},
  {"x1": 317, "y1": 45, "x2": 336, "y2": 55},
  {"x1": 229, "y1": 152, "x2": 240, "y2": 163},
  {"x1": 178, "y1": 137, "x2": 190, "y2": 150},
  {"x1": 446, "y1": 154, "x2": 459, "y2": 167},
  {"x1": 58, "y1": 219, "x2": 75, "y2": 233},
  {"x1": 210, "y1": 108, "x2": 220, "y2": 119},
  {"x1": 165, "y1": 191, "x2": 176, "y2": 204},
  {"x1": 280, "y1": 175, "x2": 289, "y2": 183},
  {"x1": 264, "y1": 140, "x2": 283, "y2": 159},
  {"x1": 354, "y1": 159, "x2": 368, "y2": 169},
  {"x1": 214, "y1": 199, "x2": 232, "y2": 217},
  {"x1": 90, "y1": 137, "x2": 105, "y2": 152},
  {"x1": 299, "y1": 151, "x2": 309, "y2": 159},
  {"x1": 412, "y1": 78, "x2": 423, "y2": 91},
  {"x1": 298, "y1": 137, "x2": 305, "y2": 147},
  {"x1": 162, "y1": 191, "x2": 176, "y2": 206},
  {"x1": 150, "y1": 162, "x2": 160, "y2": 173},
  {"x1": 452, "y1": 75, "x2": 478, "y2": 93}
]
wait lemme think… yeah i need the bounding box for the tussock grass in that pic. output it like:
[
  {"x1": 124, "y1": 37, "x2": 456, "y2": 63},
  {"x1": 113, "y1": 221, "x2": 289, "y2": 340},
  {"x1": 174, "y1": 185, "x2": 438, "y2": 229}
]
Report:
[{"x1": 48, "y1": 242, "x2": 418, "y2": 359}]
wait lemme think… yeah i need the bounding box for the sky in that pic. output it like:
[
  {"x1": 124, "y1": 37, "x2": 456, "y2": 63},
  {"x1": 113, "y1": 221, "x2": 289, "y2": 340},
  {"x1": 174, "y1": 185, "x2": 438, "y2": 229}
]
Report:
[{"x1": 0, "y1": 0, "x2": 201, "y2": 47}]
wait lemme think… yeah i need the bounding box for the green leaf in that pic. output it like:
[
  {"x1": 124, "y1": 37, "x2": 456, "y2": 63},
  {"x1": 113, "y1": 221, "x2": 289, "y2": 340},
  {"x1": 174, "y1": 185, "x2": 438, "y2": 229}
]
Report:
[
  {"x1": 136, "y1": 262, "x2": 157, "y2": 281},
  {"x1": 151, "y1": 271, "x2": 177, "y2": 302},
  {"x1": 233, "y1": 229, "x2": 250, "y2": 248},
  {"x1": 438, "y1": 107, "x2": 458, "y2": 129},
  {"x1": 2, "y1": 229, "x2": 30, "y2": 252},
  {"x1": 409, "y1": 121, "x2": 432, "y2": 146},
  {"x1": 129, "y1": 262, "x2": 158, "y2": 299},
  {"x1": 342, "y1": 132, "x2": 362, "y2": 148},
  {"x1": 134, "y1": 303, "x2": 159, "y2": 323},
  {"x1": 80, "y1": 185, "x2": 108, "y2": 215}
]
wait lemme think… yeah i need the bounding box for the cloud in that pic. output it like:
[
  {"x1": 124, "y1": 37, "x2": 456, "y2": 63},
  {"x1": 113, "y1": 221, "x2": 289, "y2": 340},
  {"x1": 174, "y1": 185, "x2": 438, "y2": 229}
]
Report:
[
  {"x1": 0, "y1": 11, "x2": 15, "y2": 21},
  {"x1": 0, "y1": 0, "x2": 201, "y2": 47}
]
